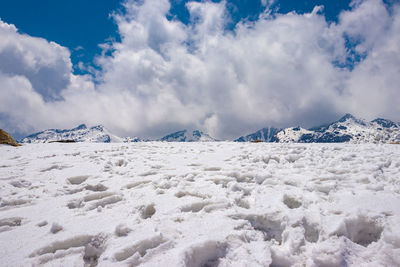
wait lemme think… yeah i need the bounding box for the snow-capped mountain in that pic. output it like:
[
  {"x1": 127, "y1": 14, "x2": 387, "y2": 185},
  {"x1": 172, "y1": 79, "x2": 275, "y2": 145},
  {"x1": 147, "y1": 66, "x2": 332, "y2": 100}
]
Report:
[
  {"x1": 276, "y1": 127, "x2": 316, "y2": 143},
  {"x1": 236, "y1": 114, "x2": 400, "y2": 143},
  {"x1": 20, "y1": 124, "x2": 140, "y2": 143},
  {"x1": 160, "y1": 130, "x2": 216, "y2": 142},
  {"x1": 234, "y1": 127, "x2": 281, "y2": 142},
  {"x1": 18, "y1": 114, "x2": 400, "y2": 144},
  {"x1": 300, "y1": 114, "x2": 400, "y2": 143}
]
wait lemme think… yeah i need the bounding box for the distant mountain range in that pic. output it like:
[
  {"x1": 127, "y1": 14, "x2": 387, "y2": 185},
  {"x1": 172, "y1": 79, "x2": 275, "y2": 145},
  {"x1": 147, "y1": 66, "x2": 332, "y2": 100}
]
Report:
[
  {"x1": 19, "y1": 114, "x2": 400, "y2": 144},
  {"x1": 235, "y1": 114, "x2": 400, "y2": 143},
  {"x1": 20, "y1": 124, "x2": 140, "y2": 143}
]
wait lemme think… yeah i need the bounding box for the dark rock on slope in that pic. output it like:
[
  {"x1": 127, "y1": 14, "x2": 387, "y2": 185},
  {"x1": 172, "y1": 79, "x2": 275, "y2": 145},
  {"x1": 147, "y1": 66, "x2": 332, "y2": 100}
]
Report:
[{"x1": 0, "y1": 129, "x2": 21, "y2": 146}]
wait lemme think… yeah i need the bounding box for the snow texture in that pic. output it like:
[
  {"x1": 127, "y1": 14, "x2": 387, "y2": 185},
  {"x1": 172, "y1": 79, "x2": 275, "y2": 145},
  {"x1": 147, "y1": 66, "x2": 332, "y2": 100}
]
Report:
[{"x1": 1, "y1": 142, "x2": 400, "y2": 266}]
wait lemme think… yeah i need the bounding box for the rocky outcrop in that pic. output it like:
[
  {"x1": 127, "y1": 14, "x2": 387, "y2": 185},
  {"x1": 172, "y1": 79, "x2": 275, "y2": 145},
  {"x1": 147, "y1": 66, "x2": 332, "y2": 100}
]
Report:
[{"x1": 0, "y1": 129, "x2": 21, "y2": 146}]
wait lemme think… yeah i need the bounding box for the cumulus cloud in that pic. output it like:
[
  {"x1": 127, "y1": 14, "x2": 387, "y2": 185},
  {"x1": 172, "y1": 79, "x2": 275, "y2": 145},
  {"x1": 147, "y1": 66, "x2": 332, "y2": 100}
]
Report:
[
  {"x1": 0, "y1": 18, "x2": 95, "y2": 134},
  {"x1": 0, "y1": 0, "x2": 399, "y2": 139},
  {"x1": 340, "y1": 1, "x2": 400, "y2": 120},
  {"x1": 0, "y1": 19, "x2": 72, "y2": 101}
]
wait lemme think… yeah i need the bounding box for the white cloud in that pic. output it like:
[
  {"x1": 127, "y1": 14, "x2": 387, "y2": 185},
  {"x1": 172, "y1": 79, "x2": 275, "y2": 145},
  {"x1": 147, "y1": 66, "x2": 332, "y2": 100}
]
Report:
[
  {"x1": 0, "y1": 18, "x2": 96, "y2": 134},
  {"x1": 0, "y1": 19, "x2": 72, "y2": 101},
  {"x1": 338, "y1": 0, "x2": 391, "y2": 54},
  {"x1": 341, "y1": 2, "x2": 400, "y2": 121},
  {"x1": 0, "y1": 0, "x2": 399, "y2": 139},
  {"x1": 261, "y1": 0, "x2": 275, "y2": 8},
  {"x1": 96, "y1": 0, "x2": 345, "y2": 138}
]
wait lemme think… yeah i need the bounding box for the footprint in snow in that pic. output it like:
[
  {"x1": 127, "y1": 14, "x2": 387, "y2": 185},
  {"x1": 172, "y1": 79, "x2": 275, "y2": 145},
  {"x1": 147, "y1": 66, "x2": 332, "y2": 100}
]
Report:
[{"x1": 113, "y1": 234, "x2": 172, "y2": 265}]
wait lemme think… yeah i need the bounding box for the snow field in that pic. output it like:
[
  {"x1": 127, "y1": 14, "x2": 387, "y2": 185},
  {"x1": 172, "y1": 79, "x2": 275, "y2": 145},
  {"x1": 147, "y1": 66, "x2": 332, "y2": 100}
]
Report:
[{"x1": 0, "y1": 142, "x2": 400, "y2": 266}]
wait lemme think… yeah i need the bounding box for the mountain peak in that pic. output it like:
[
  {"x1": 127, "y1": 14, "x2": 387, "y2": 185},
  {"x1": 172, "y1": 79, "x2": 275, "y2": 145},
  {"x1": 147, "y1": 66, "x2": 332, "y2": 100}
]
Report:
[
  {"x1": 20, "y1": 124, "x2": 136, "y2": 143},
  {"x1": 335, "y1": 113, "x2": 367, "y2": 126},
  {"x1": 160, "y1": 129, "x2": 216, "y2": 142},
  {"x1": 73, "y1": 124, "x2": 87, "y2": 130},
  {"x1": 234, "y1": 126, "x2": 281, "y2": 142},
  {"x1": 338, "y1": 113, "x2": 356, "y2": 122},
  {"x1": 238, "y1": 113, "x2": 400, "y2": 144}
]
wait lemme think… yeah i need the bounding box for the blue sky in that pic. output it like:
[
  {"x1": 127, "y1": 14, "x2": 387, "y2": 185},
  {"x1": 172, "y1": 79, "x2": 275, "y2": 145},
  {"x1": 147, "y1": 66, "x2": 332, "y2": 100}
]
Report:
[
  {"x1": 0, "y1": 0, "x2": 399, "y2": 139},
  {"x1": 0, "y1": 0, "x2": 351, "y2": 74},
  {"x1": 0, "y1": 0, "x2": 122, "y2": 74}
]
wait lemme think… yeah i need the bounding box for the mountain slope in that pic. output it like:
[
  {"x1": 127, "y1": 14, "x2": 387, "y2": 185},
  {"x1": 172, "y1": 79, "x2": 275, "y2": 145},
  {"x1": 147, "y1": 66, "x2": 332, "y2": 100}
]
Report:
[
  {"x1": 298, "y1": 114, "x2": 400, "y2": 143},
  {"x1": 20, "y1": 124, "x2": 140, "y2": 143},
  {"x1": 235, "y1": 127, "x2": 281, "y2": 142},
  {"x1": 236, "y1": 114, "x2": 400, "y2": 144},
  {"x1": 18, "y1": 114, "x2": 400, "y2": 144},
  {"x1": 160, "y1": 130, "x2": 216, "y2": 142},
  {"x1": 276, "y1": 127, "x2": 316, "y2": 143}
]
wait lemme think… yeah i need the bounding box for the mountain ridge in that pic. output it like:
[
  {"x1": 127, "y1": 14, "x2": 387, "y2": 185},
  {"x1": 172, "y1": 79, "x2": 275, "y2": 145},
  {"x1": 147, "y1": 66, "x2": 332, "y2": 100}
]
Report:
[
  {"x1": 20, "y1": 124, "x2": 140, "y2": 143},
  {"x1": 236, "y1": 114, "x2": 400, "y2": 144},
  {"x1": 19, "y1": 114, "x2": 400, "y2": 144}
]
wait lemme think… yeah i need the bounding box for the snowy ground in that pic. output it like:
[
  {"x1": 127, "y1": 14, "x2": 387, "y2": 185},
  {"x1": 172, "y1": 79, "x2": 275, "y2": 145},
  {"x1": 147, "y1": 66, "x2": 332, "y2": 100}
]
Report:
[{"x1": 1, "y1": 142, "x2": 400, "y2": 266}]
